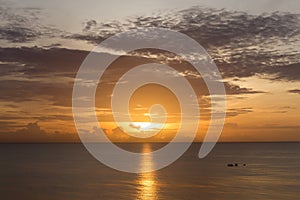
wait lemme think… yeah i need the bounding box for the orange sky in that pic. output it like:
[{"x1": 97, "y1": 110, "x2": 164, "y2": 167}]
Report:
[{"x1": 0, "y1": 3, "x2": 299, "y2": 143}]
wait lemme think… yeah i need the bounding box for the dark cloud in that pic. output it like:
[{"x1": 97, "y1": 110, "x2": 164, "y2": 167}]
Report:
[
  {"x1": 0, "y1": 47, "x2": 89, "y2": 106},
  {"x1": 0, "y1": 26, "x2": 41, "y2": 43},
  {"x1": 17, "y1": 122, "x2": 47, "y2": 135},
  {"x1": 83, "y1": 20, "x2": 97, "y2": 32},
  {"x1": 0, "y1": 6, "x2": 61, "y2": 43},
  {"x1": 270, "y1": 63, "x2": 300, "y2": 81},
  {"x1": 65, "y1": 34, "x2": 105, "y2": 44},
  {"x1": 0, "y1": 46, "x2": 263, "y2": 109},
  {"x1": 0, "y1": 47, "x2": 87, "y2": 76},
  {"x1": 0, "y1": 79, "x2": 72, "y2": 106},
  {"x1": 0, "y1": 121, "x2": 20, "y2": 131},
  {"x1": 0, "y1": 6, "x2": 41, "y2": 42},
  {"x1": 1, "y1": 6, "x2": 299, "y2": 81},
  {"x1": 0, "y1": 122, "x2": 78, "y2": 142},
  {"x1": 224, "y1": 82, "x2": 264, "y2": 95},
  {"x1": 288, "y1": 89, "x2": 300, "y2": 94},
  {"x1": 129, "y1": 123, "x2": 141, "y2": 130},
  {"x1": 69, "y1": 7, "x2": 300, "y2": 81}
]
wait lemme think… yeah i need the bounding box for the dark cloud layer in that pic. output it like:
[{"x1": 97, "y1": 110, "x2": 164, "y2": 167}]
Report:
[
  {"x1": 0, "y1": 47, "x2": 89, "y2": 107},
  {"x1": 0, "y1": 122, "x2": 78, "y2": 142},
  {"x1": 0, "y1": 47, "x2": 86, "y2": 76},
  {"x1": 0, "y1": 47, "x2": 262, "y2": 107},
  {"x1": 288, "y1": 89, "x2": 300, "y2": 94},
  {"x1": 1, "y1": 6, "x2": 299, "y2": 81},
  {"x1": 72, "y1": 8, "x2": 300, "y2": 45},
  {"x1": 70, "y1": 7, "x2": 300, "y2": 81}
]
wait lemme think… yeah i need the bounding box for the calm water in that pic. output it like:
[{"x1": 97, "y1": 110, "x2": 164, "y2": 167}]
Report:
[{"x1": 0, "y1": 143, "x2": 299, "y2": 200}]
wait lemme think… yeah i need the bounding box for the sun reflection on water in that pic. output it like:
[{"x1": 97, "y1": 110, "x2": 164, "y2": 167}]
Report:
[{"x1": 136, "y1": 143, "x2": 158, "y2": 200}]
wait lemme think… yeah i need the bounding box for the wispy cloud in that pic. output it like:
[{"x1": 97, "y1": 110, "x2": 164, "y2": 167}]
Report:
[{"x1": 288, "y1": 89, "x2": 300, "y2": 94}]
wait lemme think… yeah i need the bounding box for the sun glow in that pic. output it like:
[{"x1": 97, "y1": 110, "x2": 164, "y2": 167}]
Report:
[
  {"x1": 131, "y1": 122, "x2": 152, "y2": 130},
  {"x1": 117, "y1": 121, "x2": 165, "y2": 138}
]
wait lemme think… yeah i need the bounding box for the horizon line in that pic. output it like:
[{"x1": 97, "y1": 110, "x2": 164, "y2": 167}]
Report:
[{"x1": 1, "y1": 141, "x2": 300, "y2": 144}]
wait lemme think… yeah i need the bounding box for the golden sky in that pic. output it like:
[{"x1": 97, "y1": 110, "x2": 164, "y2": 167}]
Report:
[{"x1": 0, "y1": 1, "x2": 299, "y2": 142}]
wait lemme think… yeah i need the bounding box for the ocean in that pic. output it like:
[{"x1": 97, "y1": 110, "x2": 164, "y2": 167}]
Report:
[{"x1": 0, "y1": 143, "x2": 299, "y2": 199}]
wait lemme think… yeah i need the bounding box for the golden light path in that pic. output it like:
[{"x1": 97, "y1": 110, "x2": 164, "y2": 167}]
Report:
[{"x1": 136, "y1": 143, "x2": 158, "y2": 200}]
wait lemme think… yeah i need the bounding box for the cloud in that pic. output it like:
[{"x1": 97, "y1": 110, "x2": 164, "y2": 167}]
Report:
[
  {"x1": 0, "y1": 47, "x2": 91, "y2": 107},
  {"x1": 224, "y1": 82, "x2": 264, "y2": 95},
  {"x1": 16, "y1": 121, "x2": 46, "y2": 135},
  {"x1": 83, "y1": 20, "x2": 97, "y2": 32},
  {"x1": 0, "y1": 26, "x2": 40, "y2": 43},
  {"x1": 288, "y1": 89, "x2": 300, "y2": 94},
  {"x1": 0, "y1": 121, "x2": 21, "y2": 131},
  {"x1": 0, "y1": 6, "x2": 299, "y2": 139},
  {"x1": 226, "y1": 107, "x2": 253, "y2": 117},
  {"x1": 69, "y1": 7, "x2": 300, "y2": 81},
  {"x1": 0, "y1": 47, "x2": 86, "y2": 76},
  {"x1": 0, "y1": 46, "x2": 264, "y2": 107},
  {"x1": 0, "y1": 122, "x2": 78, "y2": 142},
  {"x1": 1, "y1": 5, "x2": 299, "y2": 81},
  {"x1": 0, "y1": 6, "x2": 61, "y2": 43},
  {"x1": 129, "y1": 123, "x2": 141, "y2": 130},
  {"x1": 106, "y1": 125, "x2": 176, "y2": 143}
]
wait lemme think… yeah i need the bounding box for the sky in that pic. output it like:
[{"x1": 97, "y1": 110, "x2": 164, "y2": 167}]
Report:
[{"x1": 0, "y1": 0, "x2": 299, "y2": 142}]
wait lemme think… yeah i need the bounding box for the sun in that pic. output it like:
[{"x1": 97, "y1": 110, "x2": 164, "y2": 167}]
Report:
[
  {"x1": 131, "y1": 122, "x2": 152, "y2": 130},
  {"x1": 115, "y1": 121, "x2": 165, "y2": 139}
]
